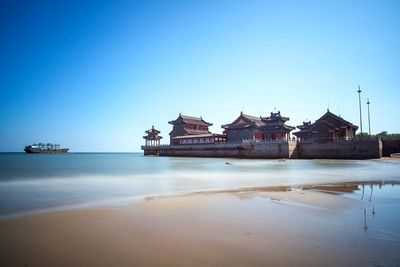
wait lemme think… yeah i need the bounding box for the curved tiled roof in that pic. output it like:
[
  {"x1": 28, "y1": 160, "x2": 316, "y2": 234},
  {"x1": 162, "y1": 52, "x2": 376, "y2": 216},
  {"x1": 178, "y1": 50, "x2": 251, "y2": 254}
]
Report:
[
  {"x1": 222, "y1": 113, "x2": 264, "y2": 129},
  {"x1": 313, "y1": 111, "x2": 358, "y2": 130},
  {"x1": 169, "y1": 114, "x2": 213, "y2": 126}
]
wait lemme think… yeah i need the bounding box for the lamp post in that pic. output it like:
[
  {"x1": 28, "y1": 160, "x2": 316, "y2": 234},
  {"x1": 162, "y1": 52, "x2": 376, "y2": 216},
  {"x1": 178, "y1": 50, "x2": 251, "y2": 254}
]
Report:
[
  {"x1": 367, "y1": 98, "x2": 371, "y2": 135},
  {"x1": 357, "y1": 86, "x2": 363, "y2": 135}
]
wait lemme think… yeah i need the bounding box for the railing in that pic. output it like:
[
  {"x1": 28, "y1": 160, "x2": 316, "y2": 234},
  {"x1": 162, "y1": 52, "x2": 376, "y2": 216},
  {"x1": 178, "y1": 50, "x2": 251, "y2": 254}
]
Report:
[
  {"x1": 241, "y1": 139, "x2": 296, "y2": 144},
  {"x1": 296, "y1": 136, "x2": 380, "y2": 143},
  {"x1": 142, "y1": 139, "x2": 296, "y2": 149}
]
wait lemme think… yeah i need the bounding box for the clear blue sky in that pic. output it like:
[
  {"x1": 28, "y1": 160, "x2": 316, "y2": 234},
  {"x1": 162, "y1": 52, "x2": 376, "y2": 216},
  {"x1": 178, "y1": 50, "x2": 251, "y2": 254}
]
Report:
[{"x1": 1, "y1": 0, "x2": 399, "y2": 152}]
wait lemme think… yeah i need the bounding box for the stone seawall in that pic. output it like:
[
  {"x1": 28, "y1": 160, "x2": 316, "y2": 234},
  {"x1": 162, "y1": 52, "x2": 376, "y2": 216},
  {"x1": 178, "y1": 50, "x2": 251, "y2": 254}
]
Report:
[
  {"x1": 240, "y1": 142, "x2": 298, "y2": 159},
  {"x1": 149, "y1": 144, "x2": 242, "y2": 158},
  {"x1": 142, "y1": 139, "x2": 381, "y2": 159},
  {"x1": 381, "y1": 137, "x2": 400, "y2": 157},
  {"x1": 297, "y1": 140, "x2": 382, "y2": 159},
  {"x1": 142, "y1": 142, "x2": 296, "y2": 159}
]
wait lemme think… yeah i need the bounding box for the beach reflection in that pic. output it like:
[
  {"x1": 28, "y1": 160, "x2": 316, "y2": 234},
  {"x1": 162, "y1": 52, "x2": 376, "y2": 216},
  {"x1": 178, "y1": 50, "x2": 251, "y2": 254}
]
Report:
[
  {"x1": 352, "y1": 183, "x2": 400, "y2": 242},
  {"x1": 256, "y1": 181, "x2": 400, "y2": 242},
  {"x1": 364, "y1": 208, "x2": 368, "y2": 233}
]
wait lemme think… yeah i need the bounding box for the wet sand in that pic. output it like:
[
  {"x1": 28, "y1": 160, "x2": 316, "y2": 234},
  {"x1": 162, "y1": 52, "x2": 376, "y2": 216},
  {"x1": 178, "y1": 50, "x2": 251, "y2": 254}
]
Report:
[{"x1": 1, "y1": 183, "x2": 399, "y2": 266}]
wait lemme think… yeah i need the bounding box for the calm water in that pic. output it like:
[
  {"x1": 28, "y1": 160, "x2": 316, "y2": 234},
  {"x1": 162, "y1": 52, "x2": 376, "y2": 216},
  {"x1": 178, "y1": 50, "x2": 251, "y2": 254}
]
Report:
[{"x1": 1, "y1": 153, "x2": 400, "y2": 219}]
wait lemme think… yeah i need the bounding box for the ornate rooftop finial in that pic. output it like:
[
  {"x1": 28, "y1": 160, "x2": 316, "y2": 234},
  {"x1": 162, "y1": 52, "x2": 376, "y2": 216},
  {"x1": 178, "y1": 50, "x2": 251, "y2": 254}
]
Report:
[{"x1": 240, "y1": 111, "x2": 243, "y2": 115}]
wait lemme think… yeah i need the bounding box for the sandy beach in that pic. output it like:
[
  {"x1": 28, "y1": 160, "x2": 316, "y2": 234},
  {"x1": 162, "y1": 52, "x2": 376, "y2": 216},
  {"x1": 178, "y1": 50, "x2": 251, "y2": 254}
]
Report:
[{"x1": 1, "y1": 182, "x2": 399, "y2": 267}]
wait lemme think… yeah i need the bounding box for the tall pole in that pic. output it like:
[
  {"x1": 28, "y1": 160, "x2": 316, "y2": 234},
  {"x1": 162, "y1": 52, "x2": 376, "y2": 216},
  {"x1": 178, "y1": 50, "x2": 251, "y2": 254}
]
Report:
[
  {"x1": 367, "y1": 98, "x2": 371, "y2": 135},
  {"x1": 357, "y1": 86, "x2": 363, "y2": 135}
]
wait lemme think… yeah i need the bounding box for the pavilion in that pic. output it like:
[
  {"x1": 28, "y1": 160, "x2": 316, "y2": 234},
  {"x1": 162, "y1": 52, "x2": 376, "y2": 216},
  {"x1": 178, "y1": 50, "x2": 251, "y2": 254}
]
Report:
[{"x1": 143, "y1": 126, "x2": 162, "y2": 146}]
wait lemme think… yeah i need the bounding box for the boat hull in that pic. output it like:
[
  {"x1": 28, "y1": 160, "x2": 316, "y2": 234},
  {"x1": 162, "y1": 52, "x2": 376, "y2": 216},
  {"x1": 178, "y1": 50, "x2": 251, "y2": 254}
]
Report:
[{"x1": 24, "y1": 148, "x2": 69, "y2": 154}]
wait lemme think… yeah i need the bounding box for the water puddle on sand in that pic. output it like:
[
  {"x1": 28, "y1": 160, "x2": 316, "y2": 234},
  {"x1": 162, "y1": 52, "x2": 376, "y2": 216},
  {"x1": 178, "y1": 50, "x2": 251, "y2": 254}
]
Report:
[{"x1": 342, "y1": 182, "x2": 400, "y2": 243}]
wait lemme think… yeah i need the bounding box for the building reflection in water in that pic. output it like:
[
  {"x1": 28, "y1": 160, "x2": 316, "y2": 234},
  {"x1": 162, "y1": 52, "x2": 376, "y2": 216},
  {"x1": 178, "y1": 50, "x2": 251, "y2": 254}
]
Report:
[
  {"x1": 361, "y1": 184, "x2": 365, "y2": 200},
  {"x1": 363, "y1": 206, "x2": 378, "y2": 234},
  {"x1": 369, "y1": 184, "x2": 373, "y2": 202},
  {"x1": 363, "y1": 208, "x2": 368, "y2": 233}
]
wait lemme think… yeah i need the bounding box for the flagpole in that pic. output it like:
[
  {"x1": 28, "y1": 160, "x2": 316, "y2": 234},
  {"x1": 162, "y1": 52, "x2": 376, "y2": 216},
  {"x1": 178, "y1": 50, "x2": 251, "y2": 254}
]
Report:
[{"x1": 357, "y1": 86, "x2": 363, "y2": 134}]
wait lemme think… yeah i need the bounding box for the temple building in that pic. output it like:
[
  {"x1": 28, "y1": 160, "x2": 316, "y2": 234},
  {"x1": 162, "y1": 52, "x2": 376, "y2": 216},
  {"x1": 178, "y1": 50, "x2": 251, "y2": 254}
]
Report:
[
  {"x1": 143, "y1": 126, "x2": 162, "y2": 146},
  {"x1": 168, "y1": 114, "x2": 225, "y2": 145},
  {"x1": 293, "y1": 121, "x2": 313, "y2": 141},
  {"x1": 293, "y1": 110, "x2": 358, "y2": 142},
  {"x1": 222, "y1": 111, "x2": 294, "y2": 142},
  {"x1": 260, "y1": 111, "x2": 295, "y2": 141},
  {"x1": 221, "y1": 112, "x2": 264, "y2": 142}
]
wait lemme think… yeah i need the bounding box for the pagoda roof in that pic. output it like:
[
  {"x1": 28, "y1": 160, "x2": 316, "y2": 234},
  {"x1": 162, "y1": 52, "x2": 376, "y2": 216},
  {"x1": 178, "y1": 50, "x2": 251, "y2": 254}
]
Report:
[
  {"x1": 143, "y1": 135, "x2": 162, "y2": 140},
  {"x1": 297, "y1": 121, "x2": 312, "y2": 130},
  {"x1": 313, "y1": 110, "x2": 358, "y2": 130},
  {"x1": 293, "y1": 111, "x2": 358, "y2": 136},
  {"x1": 221, "y1": 112, "x2": 264, "y2": 129},
  {"x1": 260, "y1": 111, "x2": 294, "y2": 132},
  {"x1": 168, "y1": 114, "x2": 213, "y2": 126},
  {"x1": 145, "y1": 125, "x2": 161, "y2": 134},
  {"x1": 261, "y1": 111, "x2": 289, "y2": 123},
  {"x1": 143, "y1": 125, "x2": 162, "y2": 139}
]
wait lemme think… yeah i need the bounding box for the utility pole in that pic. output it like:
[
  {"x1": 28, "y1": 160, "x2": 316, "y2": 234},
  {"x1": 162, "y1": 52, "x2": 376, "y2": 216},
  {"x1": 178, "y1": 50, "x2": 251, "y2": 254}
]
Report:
[
  {"x1": 367, "y1": 98, "x2": 371, "y2": 135},
  {"x1": 357, "y1": 86, "x2": 363, "y2": 135}
]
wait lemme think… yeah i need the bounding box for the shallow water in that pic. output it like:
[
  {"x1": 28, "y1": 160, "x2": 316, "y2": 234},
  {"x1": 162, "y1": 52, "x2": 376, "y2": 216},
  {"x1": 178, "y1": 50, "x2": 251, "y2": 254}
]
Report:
[
  {"x1": 1, "y1": 153, "x2": 400, "y2": 219},
  {"x1": 343, "y1": 184, "x2": 400, "y2": 244}
]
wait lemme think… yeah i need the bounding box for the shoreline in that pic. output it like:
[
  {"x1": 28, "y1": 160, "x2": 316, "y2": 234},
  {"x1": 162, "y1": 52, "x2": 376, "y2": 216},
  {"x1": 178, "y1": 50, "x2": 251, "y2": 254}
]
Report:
[
  {"x1": 1, "y1": 179, "x2": 400, "y2": 222},
  {"x1": 1, "y1": 178, "x2": 400, "y2": 221},
  {"x1": 1, "y1": 180, "x2": 399, "y2": 266}
]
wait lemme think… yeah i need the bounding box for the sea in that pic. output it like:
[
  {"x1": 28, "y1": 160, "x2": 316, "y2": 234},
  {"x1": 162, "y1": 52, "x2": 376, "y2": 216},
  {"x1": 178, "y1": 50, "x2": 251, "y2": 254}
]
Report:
[{"x1": 1, "y1": 152, "x2": 400, "y2": 220}]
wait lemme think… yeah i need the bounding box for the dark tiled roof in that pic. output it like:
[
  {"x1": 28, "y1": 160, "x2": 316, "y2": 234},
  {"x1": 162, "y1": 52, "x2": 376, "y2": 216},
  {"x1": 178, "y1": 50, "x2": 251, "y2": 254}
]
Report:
[
  {"x1": 144, "y1": 126, "x2": 162, "y2": 139},
  {"x1": 169, "y1": 114, "x2": 213, "y2": 126},
  {"x1": 145, "y1": 126, "x2": 161, "y2": 134},
  {"x1": 222, "y1": 113, "x2": 264, "y2": 129},
  {"x1": 313, "y1": 111, "x2": 358, "y2": 130},
  {"x1": 242, "y1": 114, "x2": 264, "y2": 127},
  {"x1": 297, "y1": 121, "x2": 312, "y2": 130},
  {"x1": 294, "y1": 111, "x2": 358, "y2": 136},
  {"x1": 261, "y1": 111, "x2": 289, "y2": 123},
  {"x1": 260, "y1": 111, "x2": 294, "y2": 132}
]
